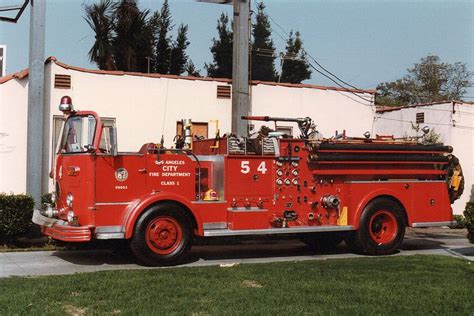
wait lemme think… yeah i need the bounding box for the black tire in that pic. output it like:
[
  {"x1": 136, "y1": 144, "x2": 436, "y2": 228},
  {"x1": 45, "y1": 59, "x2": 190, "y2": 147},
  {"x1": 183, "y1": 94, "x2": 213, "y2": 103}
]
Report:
[
  {"x1": 345, "y1": 198, "x2": 406, "y2": 255},
  {"x1": 130, "y1": 203, "x2": 192, "y2": 266},
  {"x1": 302, "y1": 232, "x2": 344, "y2": 251}
]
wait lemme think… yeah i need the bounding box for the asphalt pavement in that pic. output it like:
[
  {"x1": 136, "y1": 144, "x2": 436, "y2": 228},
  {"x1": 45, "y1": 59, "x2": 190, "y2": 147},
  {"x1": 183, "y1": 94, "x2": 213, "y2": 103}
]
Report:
[{"x1": 1, "y1": 228, "x2": 473, "y2": 278}]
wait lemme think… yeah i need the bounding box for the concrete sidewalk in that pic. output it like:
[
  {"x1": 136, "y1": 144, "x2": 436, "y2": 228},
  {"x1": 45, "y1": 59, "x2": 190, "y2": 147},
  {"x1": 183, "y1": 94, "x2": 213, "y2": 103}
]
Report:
[{"x1": 1, "y1": 228, "x2": 473, "y2": 278}]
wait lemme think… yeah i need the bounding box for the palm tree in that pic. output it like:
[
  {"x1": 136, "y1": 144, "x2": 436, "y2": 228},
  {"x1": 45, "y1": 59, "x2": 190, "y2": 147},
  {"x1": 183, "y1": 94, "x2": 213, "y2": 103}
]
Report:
[
  {"x1": 84, "y1": 0, "x2": 116, "y2": 70},
  {"x1": 113, "y1": 0, "x2": 152, "y2": 72}
]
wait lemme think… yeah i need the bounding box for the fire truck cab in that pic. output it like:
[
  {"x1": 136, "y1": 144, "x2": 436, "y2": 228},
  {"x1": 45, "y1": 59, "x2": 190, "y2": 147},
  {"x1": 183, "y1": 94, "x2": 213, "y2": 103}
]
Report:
[{"x1": 32, "y1": 96, "x2": 464, "y2": 266}]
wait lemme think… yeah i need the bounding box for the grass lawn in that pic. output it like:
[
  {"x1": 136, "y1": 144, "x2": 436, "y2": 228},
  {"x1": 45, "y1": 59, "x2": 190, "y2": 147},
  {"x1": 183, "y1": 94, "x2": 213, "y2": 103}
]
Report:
[{"x1": 0, "y1": 255, "x2": 473, "y2": 315}]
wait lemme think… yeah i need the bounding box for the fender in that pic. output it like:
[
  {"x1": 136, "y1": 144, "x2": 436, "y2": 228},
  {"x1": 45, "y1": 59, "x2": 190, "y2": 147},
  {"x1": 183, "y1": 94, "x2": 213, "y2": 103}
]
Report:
[
  {"x1": 351, "y1": 188, "x2": 411, "y2": 230},
  {"x1": 122, "y1": 191, "x2": 203, "y2": 239}
]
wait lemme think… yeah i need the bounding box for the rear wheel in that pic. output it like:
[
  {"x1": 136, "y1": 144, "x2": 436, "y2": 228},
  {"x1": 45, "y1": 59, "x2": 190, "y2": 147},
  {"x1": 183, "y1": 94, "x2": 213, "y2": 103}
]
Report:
[
  {"x1": 130, "y1": 203, "x2": 192, "y2": 266},
  {"x1": 346, "y1": 198, "x2": 405, "y2": 255}
]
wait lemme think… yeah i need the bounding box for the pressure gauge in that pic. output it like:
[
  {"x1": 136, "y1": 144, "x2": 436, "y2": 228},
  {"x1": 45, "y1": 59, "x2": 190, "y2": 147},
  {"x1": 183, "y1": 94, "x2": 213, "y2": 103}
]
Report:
[{"x1": 291, "y1": 161, "x2": 299, "y2": 168}]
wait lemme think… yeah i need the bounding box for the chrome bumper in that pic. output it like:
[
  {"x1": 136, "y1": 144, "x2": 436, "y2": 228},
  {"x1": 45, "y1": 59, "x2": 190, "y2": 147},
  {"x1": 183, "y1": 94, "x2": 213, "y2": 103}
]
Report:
[
  {"x1": 32, "y1": 209, "x2": 92, "y2": 242},
  {"x1": 32, "y1": 209, "x2": 68, "y2": 227}
]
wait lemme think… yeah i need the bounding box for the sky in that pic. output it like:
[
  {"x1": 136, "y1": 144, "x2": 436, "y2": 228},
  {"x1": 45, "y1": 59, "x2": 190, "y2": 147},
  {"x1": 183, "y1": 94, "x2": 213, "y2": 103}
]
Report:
[{"x1": 0, "y1": 0, "x2": 473, "y2": 96}]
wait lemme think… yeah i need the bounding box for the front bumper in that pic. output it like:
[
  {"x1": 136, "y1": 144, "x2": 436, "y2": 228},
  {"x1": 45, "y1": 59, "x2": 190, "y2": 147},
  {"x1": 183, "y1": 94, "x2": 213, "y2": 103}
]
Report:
[{"x1": 32, "y1": 209, "x2": 92, "y2": 242}]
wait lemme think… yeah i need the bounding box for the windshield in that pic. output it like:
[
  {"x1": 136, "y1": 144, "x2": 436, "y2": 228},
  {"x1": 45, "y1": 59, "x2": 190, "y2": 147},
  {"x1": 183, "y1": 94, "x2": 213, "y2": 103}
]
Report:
[{"x1": 59, "y1": 115, "x2": 97, "y2": 153}]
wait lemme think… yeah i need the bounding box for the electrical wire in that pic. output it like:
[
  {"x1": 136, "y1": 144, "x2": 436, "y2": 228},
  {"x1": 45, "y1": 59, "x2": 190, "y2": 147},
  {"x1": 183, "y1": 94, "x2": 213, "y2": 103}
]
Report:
[
  {"x1": 374, "y1": 116, "x2": 474, "y2": 129},
  {"x1": 262, "y1": 8, "x2": 474, "y2": 110},
  {"x1": 252, "y1": 46, "x2": 374, "y2": 106},
  {"x1": 255, "y1": 13, "x2": 374, "y2": 104},
  {"x1": 266, "y1": 13, "x2": 363, "y2": 91}
]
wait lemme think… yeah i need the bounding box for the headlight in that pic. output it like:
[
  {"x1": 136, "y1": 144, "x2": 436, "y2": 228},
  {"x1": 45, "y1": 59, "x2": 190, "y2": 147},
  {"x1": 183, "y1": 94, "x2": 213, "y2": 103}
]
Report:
[
  {"x1": 51, "y1": 191, "x2": 57, "y2": 203},
  {"x1": 67, "y1": 210, "x2": 75, "y2": 223},
  {"x1": 66, "y1": 193, "x2": 73, "y2": 207}
]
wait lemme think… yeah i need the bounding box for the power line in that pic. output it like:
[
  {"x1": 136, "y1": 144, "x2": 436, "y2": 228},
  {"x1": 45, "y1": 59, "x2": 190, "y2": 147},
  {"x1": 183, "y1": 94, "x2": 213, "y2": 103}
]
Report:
[
  {"x1": 375, "y1": 116, "x2": 474, "y2": 129},
  {"x1": 259, "y1": 13, "x2": 374, "y2": 104},
  {"x1": 250, "y1": 12, "x2": 374, "y2": 105},
  {"x1": 378, "y1": 105, "x2": 474, "y2": 116},
  {"x1": 266, "y1": 13, "x2": 362, "y2": 91},
  {"x1": 262, "y1": 8, "x2": 474, "y2": 111},
  {"x1": 252, "y1": 46, "x2": 374, "y2": 105}
]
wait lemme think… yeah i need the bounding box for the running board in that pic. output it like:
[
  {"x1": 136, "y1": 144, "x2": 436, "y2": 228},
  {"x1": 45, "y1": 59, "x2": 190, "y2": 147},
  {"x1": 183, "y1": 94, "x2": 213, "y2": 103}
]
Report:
[{"x1": 203, "y1": 225, "x2": 354, "y2": 237}]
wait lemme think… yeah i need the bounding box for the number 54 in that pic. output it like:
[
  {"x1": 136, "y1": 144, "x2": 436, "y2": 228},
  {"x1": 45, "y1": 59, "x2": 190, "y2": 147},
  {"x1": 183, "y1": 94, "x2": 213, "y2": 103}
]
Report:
[{"x1": 240, "y1": 161, "x2": 267, "y2": 174}]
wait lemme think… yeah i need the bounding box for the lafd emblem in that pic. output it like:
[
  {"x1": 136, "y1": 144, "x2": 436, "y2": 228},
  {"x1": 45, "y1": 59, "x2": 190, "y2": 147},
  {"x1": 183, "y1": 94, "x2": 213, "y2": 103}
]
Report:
[{"x1": 115, "y1": 168, "x2": 128, "y2": 182}]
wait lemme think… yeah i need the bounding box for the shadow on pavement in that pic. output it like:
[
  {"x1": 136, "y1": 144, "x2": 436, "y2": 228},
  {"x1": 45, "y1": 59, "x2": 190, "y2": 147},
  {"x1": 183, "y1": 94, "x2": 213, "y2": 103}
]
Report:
[
  {"x1": 53, "y1": 249, "x2": 136, "y2": 266},
  {"x1": 400, "y1": 238, "x2": 444, "y2": 251},
  {"x1": 51, "y1": 229, "x2": 468, "y2": 267}
]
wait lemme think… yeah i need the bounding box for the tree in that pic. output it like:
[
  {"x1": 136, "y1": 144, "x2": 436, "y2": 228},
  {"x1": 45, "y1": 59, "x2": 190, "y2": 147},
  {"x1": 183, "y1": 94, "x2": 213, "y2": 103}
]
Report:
[
  {"x1": 113, "y1": 0, "x2": 151, "y2": 72},
  {"x1": 280, "y1": 31, "x2": 312, "y2": 84},
  {"x1": 377, "y1": 55, "x2": 473, "y2": 106},
  {"x1": 155, "y1": 0, "x2": 173, "y2": 74},
  {"x1": 85, "y1": 0, "x2": 155, "y2": 72},
  {"x1": 251, "y1": 2, "x2": 277, "y2": 81},
  {"x1": 84, "y1": 0, "x2": 116, "y2": 70},
  {"x1": 205, "y1": 13, "x2": 233, "y2": 78},
  {"x1": 185, "y1": 60, "x2": 201, "y2": 77},
  {"x1": 85, "y1": 0, "x2": 191, "y2": 75},
  {"x1": 169, "y1": 24, "x2": 190, "y2": 76}
]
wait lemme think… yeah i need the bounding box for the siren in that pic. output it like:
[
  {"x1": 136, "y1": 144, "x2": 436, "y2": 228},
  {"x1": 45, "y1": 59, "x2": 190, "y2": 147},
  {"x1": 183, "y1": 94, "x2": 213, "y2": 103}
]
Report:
[{"x1": 59, "y1": 96, "x2": 74, "y2": 113}]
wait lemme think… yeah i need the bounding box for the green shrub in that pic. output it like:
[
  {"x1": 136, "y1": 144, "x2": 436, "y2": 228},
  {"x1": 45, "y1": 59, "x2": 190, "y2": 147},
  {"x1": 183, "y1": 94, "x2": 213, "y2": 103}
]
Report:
[
  {"x1": 464, "y1": 202, "x2": 474, "y2": 243},
  {"x1": 449, "y1": 215, "x2": 466, "y2": 229},
  {"x1": 0, "y1": 194, "x2": 35, "y2": 242}
]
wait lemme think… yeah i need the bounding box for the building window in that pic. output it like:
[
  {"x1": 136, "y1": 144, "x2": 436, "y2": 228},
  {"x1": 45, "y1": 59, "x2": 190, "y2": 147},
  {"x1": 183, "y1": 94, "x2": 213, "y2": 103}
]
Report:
[
  {"x1": 54, "y1": 74, "x2": 71, "y2": 89},
  {"x1": 176, "y1": 121, "x2": 209, "y2": 139},
  {"x1": 416, "y1": 112, "x2": 424, "y2": 123},
  {"x1": 217, "y1": 85, "x2": 231, "y2": 99},
  {"x1": 276, "y1": 125, "x2": 293, "y2": 136},
  {"x1": 52, "y1": 116, "x2": 115, "y2": 154}
]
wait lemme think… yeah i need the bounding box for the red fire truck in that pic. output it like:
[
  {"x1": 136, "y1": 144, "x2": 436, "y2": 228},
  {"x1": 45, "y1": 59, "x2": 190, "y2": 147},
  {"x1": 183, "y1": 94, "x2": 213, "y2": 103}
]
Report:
[{"x1": 33, "y1": 96, "x2": 463, "y2": 266}]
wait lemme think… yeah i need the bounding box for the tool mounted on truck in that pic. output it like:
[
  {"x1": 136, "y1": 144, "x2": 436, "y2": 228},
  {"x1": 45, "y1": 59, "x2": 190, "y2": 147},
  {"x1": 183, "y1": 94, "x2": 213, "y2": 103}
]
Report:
[{"x1": 33, "y1": 96, "x2": 464, "y2": 266}]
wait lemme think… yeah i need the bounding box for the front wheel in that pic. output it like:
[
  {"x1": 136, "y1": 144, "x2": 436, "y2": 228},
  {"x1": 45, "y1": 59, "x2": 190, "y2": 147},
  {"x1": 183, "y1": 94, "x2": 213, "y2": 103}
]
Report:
[
  {"x1": 346, "y1": 198, "x2": 406, "y2": 255},
  {"x1": 130, "y1": 203, "x2": 192, "y2": 266}
]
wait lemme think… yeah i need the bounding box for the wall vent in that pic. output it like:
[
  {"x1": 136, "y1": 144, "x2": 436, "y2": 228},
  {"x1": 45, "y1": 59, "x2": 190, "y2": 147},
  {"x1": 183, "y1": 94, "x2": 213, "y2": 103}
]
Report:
[
  {"x1": 54, "y1": 74, "x2": 71, "y2": 89},
  {"x1": 416, "y1": 112, "x2": 424, "y2": 123},
  {"x1": 217, "y1": 85, "x2": 231, "y2": 99}
]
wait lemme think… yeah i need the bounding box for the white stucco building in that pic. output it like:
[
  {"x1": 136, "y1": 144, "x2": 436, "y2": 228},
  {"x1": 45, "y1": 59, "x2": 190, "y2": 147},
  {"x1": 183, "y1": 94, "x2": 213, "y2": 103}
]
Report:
[
  {"x1": 0, "y1": 57, "x2": 375, "y2": 196},
  {"x1": 374, "y1": 101, "x2": 474, "y2": 215}
]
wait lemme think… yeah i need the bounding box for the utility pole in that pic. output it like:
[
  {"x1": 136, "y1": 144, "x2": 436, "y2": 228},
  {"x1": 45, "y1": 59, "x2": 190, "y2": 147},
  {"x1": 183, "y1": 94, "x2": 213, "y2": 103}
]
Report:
[
  {"x1": 231, "y1": 0, "x2": 250, "y2": 135},
  {"x1": 198, "y1": 0, "x2": 251, "y2": 135},
  {"x1": 26, "y1": 0, "x2": 46, "y2": 209}
]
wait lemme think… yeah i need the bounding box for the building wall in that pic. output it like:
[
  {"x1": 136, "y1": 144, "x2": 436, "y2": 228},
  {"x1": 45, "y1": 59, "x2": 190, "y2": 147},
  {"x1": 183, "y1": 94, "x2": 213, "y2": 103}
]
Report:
[
  {"x1": 251, "y1": 84, "x2": 374, "y2": 138},
  {"x1": 374, "y1": 102, "x2": 474, "y2": 215},
  {"x1": 48, "y1": 63, "x2": 230, "y2": 151},
  {"x1": 0, "y1": 78, "x2": 28, "y2": 194},
  {"x1": 451, "y1": 103, "x2": 474, "y2": 212}
]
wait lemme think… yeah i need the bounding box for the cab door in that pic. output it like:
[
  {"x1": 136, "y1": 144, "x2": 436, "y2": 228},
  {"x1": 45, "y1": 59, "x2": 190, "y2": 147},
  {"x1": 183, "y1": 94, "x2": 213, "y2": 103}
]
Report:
[{"x1": 93, "y1": 123, "x2": 147, "y2": 226}]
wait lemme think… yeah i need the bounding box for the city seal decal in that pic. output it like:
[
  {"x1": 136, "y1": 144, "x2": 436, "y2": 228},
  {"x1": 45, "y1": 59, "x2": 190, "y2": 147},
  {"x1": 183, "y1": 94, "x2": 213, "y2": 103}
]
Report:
[{"x1": 115, "y1": 168, "x2": 128, "y2": 182}]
